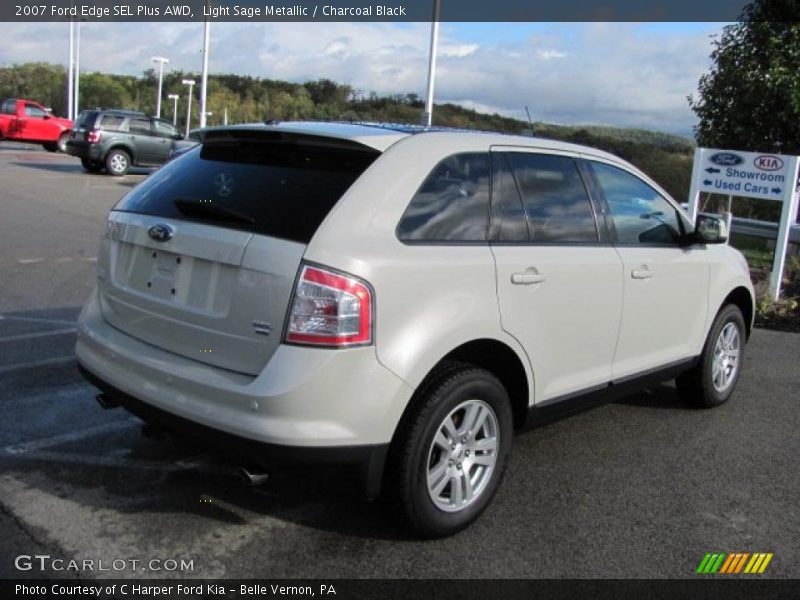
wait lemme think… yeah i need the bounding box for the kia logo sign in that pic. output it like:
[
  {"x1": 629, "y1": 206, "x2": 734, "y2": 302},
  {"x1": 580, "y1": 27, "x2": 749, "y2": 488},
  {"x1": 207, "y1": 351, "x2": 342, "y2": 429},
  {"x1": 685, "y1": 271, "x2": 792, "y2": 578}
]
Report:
[
  {"x1": 148, "y1": 223, "x2": 174, "y2": 242},
  {"x1": 709, "y1": 152, "x2": 744, "y2": 166},
  {"x1": 754, "y1": 155, "x2": 784, "y2": 171}
]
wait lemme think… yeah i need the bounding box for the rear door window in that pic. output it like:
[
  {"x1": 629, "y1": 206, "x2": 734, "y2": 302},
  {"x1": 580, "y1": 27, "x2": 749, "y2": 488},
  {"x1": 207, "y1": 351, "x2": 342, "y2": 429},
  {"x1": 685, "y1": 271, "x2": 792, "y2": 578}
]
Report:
[
  {"x1": 396, "y1": 153, "x2": 490, "y2": 242},
  {"x1": 113, "y1": 131, "x2": 379, "y2": 244},
  {"x1": 127, "y1": 118, "x2": 152, "y2": 136},
  {"x1": 1, "y1": 99, "x2": 16, "y2": 115},
  {"x1": 505, "y1": 152, "x2": 599, "y2": 243}
]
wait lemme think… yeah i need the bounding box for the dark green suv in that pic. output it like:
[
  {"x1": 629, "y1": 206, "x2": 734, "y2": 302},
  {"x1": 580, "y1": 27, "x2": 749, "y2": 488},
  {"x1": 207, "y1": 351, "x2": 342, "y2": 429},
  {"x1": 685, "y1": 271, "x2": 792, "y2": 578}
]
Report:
[{"x1": 66, "y1": 110, "x2": 185, "y2": 176}]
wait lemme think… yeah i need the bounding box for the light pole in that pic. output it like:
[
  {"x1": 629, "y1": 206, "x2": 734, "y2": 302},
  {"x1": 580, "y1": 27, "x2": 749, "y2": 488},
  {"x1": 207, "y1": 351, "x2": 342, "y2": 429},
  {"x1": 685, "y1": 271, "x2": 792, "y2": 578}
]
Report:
[
  {"x1": 74, "y1": 21, "x2": 81, "y2": 117},
  {"x1": 182, "y1": 79, "x2": 195, "y2": 138},
  {"x1": 199, "y1": 14, "x2": 211, "y2": 128},
  {"x1": 151, "y1": 56, "x2": 169, "y2": 118},
  {"x1": 67, "y1": 19, "x2": 74, "y2": 120},
  {"x1": 422, "y1": 0, "x2": 441, "y2": 128},
  {"x1": 168, "y1": 94, "x2": 179, "y2": 127}
]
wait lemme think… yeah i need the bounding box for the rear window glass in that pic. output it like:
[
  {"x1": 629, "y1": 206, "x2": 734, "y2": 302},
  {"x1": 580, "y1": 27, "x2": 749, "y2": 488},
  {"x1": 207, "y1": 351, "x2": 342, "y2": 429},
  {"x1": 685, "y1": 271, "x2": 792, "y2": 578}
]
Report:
[{"x1": 114, "y1": 132, "x2": 378, "y2": 244}]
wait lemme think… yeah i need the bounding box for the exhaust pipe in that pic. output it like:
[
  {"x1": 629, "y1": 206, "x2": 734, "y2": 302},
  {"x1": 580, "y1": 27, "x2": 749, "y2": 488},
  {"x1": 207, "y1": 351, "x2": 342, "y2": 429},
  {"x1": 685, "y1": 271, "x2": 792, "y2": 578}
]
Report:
[
  {"x1": 95, "y1": 393, "x2": 119, "y2": 410},
  {"x1": 238, "y1": 466, "x2": 270, "y2": 487}
]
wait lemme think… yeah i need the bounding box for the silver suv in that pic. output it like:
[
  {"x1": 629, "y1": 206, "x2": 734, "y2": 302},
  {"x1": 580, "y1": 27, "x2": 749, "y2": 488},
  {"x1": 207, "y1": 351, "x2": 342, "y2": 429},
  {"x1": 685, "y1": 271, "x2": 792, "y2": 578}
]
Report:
[{"x1": 76, "y1": 122, "x2": 754, "y2": 537}]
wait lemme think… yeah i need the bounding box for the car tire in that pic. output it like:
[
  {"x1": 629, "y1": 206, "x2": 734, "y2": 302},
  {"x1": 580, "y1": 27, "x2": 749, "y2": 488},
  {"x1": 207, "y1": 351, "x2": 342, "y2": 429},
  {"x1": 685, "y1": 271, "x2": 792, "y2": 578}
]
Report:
[
  {"x1": 676, "y1": 304, "x2": 746, "y2": 408},
  {"x1": 57, "y1": 132, "x2": 70, "y2": 153},
  {"x1": 105, "y1": 148, "x2": 130, "y2": 176},
  {"x1": 81, "y1": 158, "x2": 104, "y2": 173},
  {"x1": 384, "y1": 361, "x2": 513, "y2": 538}
]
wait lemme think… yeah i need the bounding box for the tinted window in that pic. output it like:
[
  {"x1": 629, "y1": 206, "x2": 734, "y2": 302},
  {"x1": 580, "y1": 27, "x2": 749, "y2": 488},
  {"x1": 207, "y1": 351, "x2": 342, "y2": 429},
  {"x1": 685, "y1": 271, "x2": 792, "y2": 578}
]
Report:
[
  {"x1": 127, "y1": 118, "x2": 151, "y2": 136},
  {"x1": 24, "y1": 104, "x2": 46, "y2": 118},
  {"x1": 153, "y1": 121, "x2": 178, "y2": 138},
  {"x1": 506, "y1": 153, "x2": 598, "y2": 243},
  {"x1": 1, "y1": 100, "x2": 15, "y2": 115},
  {"x1": 98, "y1": 114, "x2": 125, "y2": 132},
  {"x1": 590, "y1": 161, "x2": 684, "y2": 245},
  {"x1": 114, "y1": 132, "x2": 378, "y2": 244},
  {"x1": 490, "y1": 153, "x2": 529, "y2": 242},
  {"x1": 74, "y1": 111, "x2": 98, "y2": 130},
  {"x1": 397, "y1": 153, "x2": 490, "y2": 242}
]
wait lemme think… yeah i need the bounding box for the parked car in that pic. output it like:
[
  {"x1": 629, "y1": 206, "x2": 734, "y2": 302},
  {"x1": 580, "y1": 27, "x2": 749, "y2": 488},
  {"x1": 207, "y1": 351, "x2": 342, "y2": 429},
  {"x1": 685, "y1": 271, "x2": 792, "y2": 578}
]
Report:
[
  {"x1": 76, "y1": 122, "x2": 754, "y2": 537},
  {"x1": 0, "y1": 98, "x2": 72, "y2": 152},
  {"x1": 66, "y1": 109, "x2": 184, "y2": 175}
]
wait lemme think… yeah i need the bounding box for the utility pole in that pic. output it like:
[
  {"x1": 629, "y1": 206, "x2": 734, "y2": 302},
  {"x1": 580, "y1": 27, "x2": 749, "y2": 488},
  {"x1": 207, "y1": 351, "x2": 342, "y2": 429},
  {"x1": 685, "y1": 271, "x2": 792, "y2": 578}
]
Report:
[{"x1": 74, "y1": 21, "x2": 81, "y2": 117}]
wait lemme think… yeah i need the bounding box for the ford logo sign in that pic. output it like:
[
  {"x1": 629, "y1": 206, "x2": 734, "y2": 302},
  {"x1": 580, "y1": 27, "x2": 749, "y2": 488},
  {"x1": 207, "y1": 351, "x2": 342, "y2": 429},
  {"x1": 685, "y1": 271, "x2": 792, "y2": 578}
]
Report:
[
  {"x1": 709, "y1": 152, "x2": 744, "y2": 167},
  {"x1": 148, "y1": 223, "x2": 174, "y2": 242}
]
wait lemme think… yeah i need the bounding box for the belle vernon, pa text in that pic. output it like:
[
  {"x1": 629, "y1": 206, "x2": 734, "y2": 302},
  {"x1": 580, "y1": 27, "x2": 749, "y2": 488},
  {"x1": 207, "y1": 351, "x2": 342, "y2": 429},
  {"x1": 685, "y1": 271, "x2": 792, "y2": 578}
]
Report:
[{"x1": 16, "y1": 583, "x2": 338, "y2": 597}]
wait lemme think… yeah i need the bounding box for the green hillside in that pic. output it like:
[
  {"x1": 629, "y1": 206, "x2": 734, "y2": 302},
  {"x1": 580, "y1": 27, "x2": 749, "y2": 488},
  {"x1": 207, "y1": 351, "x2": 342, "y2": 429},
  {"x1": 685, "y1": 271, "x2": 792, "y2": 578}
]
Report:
[{"x1": 0, "y1": 62, "x2": 695, "y2": 200}]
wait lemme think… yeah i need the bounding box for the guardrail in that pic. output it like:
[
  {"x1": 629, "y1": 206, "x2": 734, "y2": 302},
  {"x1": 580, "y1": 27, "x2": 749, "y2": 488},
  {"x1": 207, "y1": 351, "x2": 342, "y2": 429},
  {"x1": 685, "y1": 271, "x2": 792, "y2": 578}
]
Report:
[{"x1": 730, "y1": 216, "x2": 800, "y2": 245}]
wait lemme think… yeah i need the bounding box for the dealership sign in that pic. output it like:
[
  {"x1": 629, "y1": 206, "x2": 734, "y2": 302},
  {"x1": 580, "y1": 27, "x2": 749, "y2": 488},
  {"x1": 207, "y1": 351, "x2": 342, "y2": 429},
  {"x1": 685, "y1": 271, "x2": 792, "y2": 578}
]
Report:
[
  {"x1": 693, "y1": 148, "x2": 790, "y2": 201},
  {"x1": 687, "y1": 147, "x2": 800, "y2": 301}
]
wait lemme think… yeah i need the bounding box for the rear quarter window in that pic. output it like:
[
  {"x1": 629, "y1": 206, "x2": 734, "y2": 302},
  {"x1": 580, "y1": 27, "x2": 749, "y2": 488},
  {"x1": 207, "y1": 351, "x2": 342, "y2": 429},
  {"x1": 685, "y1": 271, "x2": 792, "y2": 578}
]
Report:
[
  {"x1": 98, "y1": 114, "x2": 125, "y2": 132},
  {"x1": 396, "y1": 153, "x2": 491, "y2": 243},
  {"x1": 114, "y1": 131, "x2": 378, "y2": 244}
]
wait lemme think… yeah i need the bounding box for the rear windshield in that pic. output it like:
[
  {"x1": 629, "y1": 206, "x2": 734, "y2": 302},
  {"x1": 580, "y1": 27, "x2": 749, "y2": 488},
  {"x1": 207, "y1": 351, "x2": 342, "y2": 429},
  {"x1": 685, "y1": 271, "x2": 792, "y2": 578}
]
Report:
[
  {"x1": 113, "y1": 131, "x2": 379, "y2": 244},
  {"x1": 74, "y1": 111, "x2": 99, "y2": 130}
]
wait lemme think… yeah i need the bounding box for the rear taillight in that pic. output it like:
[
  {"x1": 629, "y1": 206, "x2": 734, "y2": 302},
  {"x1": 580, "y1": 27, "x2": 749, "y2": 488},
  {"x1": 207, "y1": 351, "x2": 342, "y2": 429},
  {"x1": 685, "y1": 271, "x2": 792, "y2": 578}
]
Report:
[
  {"x1": 285, "y1": 265, "x2": 373, "y2": 347},
  {"x1": 86, "y1": 130, "x2": 100, "y2": 143}
]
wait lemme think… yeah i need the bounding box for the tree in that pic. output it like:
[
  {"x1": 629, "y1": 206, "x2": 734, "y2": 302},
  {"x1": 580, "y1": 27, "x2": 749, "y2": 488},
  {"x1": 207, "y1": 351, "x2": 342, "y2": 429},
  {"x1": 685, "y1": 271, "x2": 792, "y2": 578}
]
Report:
[{"x1": 689, "y1": 0, "x2": 800, "y2": 154}]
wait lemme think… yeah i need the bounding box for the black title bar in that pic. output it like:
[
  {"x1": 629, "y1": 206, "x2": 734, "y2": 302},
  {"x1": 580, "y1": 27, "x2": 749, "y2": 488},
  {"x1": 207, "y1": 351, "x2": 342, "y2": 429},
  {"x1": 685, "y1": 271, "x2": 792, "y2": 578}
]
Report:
[{"x1": 4, "y1": 0, "x2": 754, "y2": 23}]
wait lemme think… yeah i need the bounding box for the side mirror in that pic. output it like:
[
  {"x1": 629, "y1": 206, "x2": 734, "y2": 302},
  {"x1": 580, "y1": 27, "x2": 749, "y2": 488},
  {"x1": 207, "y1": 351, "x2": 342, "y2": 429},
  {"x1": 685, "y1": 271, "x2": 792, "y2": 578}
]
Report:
[{"x1": 694, "y1": 214, "x2": 728, "y2": 244}]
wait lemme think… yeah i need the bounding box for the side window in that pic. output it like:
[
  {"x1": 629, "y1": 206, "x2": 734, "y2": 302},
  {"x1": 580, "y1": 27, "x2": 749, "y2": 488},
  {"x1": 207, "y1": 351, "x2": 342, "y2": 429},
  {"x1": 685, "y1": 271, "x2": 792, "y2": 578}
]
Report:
[
  {"x1": 2, "y1": 100, "x2": 16, "y2": 115},
  {"x1": 153, "y1": 121, "x2": 178, "y2": 138},
  {"x1": 127, "y1": 118, "x2": 152, "y2": 136},
  {"x1": 506, "y1": 153, "x2": 598, "y2": 243},
  {"x1": 98, "y1": 115, "x2": 125, "y2": 132},
  {"x1": 397, "y1": 153, "x2": 490, "y2": 242},
  {"x1": 24, "y1": 104, "x2": 46, "y2": 118},
  {"x1": 490, "y1": 152, "x2": 529, "y2": 242},
  {"x1": 590, "y1": 161, "x2": 684, "y2": 245}
]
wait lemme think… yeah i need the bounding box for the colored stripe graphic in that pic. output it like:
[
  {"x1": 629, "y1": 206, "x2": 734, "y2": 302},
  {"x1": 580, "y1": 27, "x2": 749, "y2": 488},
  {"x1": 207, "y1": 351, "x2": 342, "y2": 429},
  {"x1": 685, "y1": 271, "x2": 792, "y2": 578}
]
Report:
[{"x1": 699, "y1": 552, "x2": 773, "y2": 574}]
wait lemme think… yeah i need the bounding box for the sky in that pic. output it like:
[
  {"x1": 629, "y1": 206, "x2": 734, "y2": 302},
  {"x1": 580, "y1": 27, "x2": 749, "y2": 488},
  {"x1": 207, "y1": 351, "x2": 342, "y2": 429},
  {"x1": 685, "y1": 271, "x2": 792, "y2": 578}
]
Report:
[{"x1": 0, "y1": 21, "x2": 727, "y2": 137}]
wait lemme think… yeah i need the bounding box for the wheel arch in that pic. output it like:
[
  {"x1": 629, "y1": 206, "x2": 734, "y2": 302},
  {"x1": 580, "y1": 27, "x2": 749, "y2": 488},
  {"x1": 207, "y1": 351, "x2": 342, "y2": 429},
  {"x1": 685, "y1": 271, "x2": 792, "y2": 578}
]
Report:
[
  {"x1": 392, "y1": 338, "x2": 532, "y2": 438},
  {"x1": 720, "y1": 286, "x2": 754, "y2": 339},
  {"x1": 106, "y1": 144, "x2": 135, "y2": 163}
]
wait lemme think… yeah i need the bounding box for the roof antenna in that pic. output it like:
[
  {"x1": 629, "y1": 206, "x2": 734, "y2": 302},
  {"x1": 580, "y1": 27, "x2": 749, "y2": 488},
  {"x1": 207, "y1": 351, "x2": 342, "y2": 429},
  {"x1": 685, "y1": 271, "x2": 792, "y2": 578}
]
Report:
[{"x1": 524, "y1": 106, "x2": 535, "y2": 137}]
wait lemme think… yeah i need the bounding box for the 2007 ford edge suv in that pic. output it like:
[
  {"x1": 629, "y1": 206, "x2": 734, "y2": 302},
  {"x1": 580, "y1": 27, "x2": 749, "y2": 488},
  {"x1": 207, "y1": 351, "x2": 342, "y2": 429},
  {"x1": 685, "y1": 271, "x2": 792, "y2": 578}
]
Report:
[{"x1": 76, "y1": 122, "x2": 754, "y2": 537}]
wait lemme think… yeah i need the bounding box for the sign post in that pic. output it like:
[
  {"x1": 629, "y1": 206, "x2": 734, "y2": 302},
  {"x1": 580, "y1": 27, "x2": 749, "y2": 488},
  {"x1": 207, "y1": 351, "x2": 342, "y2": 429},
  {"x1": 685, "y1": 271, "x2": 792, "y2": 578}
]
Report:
[{"x1": 687, "y1": 148, "x2": 799, "y2": 301}]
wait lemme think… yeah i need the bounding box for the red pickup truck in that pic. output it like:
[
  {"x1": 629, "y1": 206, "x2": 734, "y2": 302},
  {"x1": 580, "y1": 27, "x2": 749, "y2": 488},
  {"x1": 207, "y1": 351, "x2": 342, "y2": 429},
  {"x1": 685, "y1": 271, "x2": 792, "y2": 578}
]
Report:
[{"x1": 0, "y1": 99, "x2": 73, "y2": 152}]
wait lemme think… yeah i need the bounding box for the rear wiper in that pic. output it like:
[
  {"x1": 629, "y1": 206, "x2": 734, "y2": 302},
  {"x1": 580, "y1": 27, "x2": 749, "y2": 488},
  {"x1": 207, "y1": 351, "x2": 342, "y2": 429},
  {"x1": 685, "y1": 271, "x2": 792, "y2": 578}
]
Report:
[{"x1": 173, "y1": 198, "x2": 255, "y2": 226}]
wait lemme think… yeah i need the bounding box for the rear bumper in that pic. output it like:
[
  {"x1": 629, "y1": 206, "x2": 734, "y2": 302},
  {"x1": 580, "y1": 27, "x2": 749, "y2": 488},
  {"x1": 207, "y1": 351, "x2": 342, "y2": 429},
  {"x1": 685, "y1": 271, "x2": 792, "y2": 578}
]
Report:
[
  {"x1": 75, "y1": 286, "x2": 412, "y2": 492},
  {"x1": 66, "y1": 141, "x2": 102, "y2": 160},
  {"x1": 78, "y1": 363, "x2": 388, "y2": 495}
]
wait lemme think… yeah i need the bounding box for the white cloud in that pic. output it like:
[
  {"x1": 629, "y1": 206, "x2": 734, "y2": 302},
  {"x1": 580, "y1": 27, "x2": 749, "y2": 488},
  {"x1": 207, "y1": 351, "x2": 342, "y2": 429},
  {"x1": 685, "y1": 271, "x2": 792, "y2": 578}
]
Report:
[{"x1": 0, "y1": 21, "x2": 719, "y2": 134}]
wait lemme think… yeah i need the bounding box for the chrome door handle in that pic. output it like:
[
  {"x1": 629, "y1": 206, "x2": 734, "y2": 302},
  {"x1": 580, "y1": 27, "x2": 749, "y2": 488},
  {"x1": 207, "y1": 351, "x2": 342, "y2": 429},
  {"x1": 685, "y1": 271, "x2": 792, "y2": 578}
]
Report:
[
  {"x1": 631, "y1": 267, "x2": 653, "y2": 279},
  {"x1": 511, "y1": 270, "x2": 546, "y2": 285}
]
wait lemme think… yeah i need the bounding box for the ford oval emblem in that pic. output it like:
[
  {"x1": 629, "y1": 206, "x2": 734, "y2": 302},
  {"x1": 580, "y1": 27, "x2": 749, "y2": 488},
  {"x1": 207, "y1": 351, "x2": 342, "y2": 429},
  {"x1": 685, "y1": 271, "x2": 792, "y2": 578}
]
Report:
[
  {"x1": 148, "y1": 223, "x2": 174, "y2": 242},
  {"x1": 709, "y1": 152, "x2": 744, "y2": 167}
]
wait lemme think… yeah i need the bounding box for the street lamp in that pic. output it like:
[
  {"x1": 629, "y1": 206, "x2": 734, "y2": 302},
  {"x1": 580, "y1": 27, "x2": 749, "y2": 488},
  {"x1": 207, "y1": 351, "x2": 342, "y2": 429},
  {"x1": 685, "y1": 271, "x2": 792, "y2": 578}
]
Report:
[
  {"x1": 422, "y1": 0, "x2": 441, "y2": 127},
  {"x1": 182, "y1": 79, "x2": 196, "y2": 138},
  {"x1": 167, "y1": 94, "x2": 179, "y2": 127},
  {"x1": 151, "y1": 56, "x2": 169, "y2": 118}
]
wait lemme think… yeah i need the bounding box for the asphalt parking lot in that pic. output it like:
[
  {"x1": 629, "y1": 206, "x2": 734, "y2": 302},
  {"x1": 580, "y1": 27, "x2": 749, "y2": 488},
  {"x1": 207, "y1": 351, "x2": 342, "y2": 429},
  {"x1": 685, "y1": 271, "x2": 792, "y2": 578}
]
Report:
[{"x1": 1, "y1": 144, "x2": 799, "y2": 580}]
